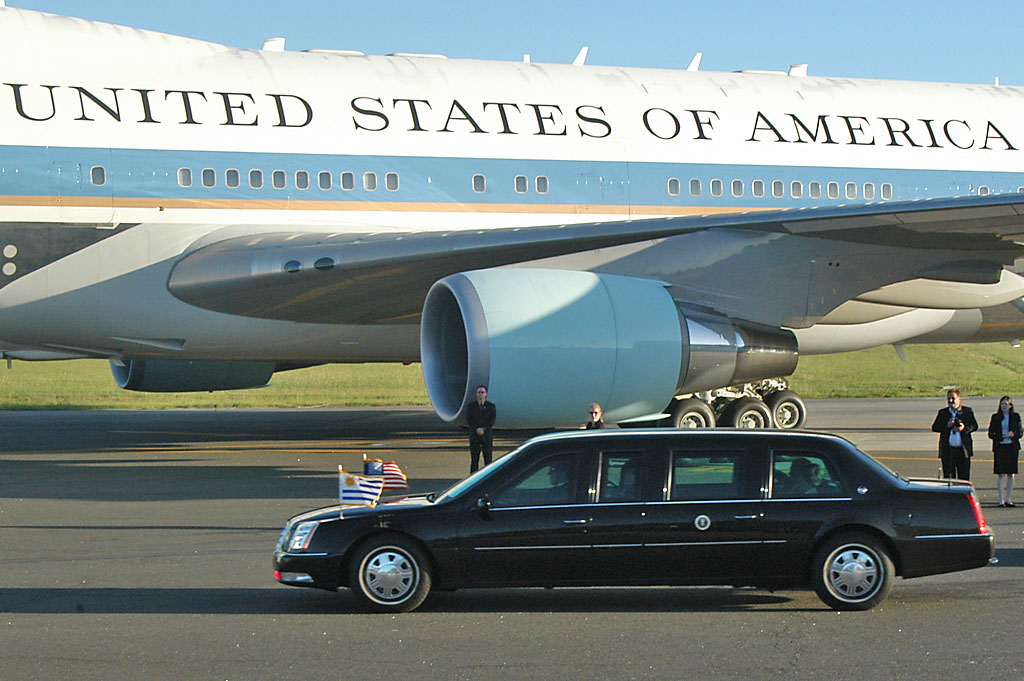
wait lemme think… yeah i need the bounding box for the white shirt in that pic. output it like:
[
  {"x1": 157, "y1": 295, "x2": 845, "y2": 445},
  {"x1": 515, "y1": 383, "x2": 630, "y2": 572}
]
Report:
[{"x1": 948, "y1": 408, "x2": 963, "y2": 448}]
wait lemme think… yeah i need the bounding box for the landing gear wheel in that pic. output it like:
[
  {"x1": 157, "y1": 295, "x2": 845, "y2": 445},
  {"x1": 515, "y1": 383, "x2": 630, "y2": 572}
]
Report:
[
  {"x1": 812, "y1": 533, "x2": 894, "y2": 611},
  {"x1": 723, "y1": 397, "x2": 772, "y2": 429},
  {"x1": 349, "y1": 534, "x2": 432, "y2": 613},
  {"x1": 669, "y1": 398, "x2": 716, "y2": 428},
  {"x1": 765, "y1": 390, "x2": 807, "y2": 430}
]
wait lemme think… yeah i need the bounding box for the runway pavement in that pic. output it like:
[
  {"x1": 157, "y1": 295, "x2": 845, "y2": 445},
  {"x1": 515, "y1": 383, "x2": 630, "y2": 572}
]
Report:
[{"x1": 2, "y1": 398, "x2": 1023, "y2": 681}]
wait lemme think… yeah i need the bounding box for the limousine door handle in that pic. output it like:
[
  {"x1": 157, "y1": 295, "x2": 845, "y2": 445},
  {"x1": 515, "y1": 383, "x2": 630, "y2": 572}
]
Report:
[
  {"x1": 734, "y1": 514, "x2": 760, "y2": 520},
  {"x1": 563, "y1": 519, "x2": 589, "y2": 525}
]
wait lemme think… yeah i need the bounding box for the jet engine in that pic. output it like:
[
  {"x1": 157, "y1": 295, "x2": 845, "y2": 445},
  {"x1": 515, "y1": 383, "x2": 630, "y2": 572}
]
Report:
[
  {"x1": 109, "y1": 359, "x2": 276, "y2": 392},
  {"x1": 420, "y1": 269, "x2": 797, "y2": 428}
]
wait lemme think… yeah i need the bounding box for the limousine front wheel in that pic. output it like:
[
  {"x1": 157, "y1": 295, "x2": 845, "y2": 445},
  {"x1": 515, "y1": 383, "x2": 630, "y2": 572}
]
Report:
[
  {"x1": 812, "y1": 533, "x2": 894, "y2": 611},
  {"x1": 349, "y1": 535, "x2": 432, "y2": 613}
]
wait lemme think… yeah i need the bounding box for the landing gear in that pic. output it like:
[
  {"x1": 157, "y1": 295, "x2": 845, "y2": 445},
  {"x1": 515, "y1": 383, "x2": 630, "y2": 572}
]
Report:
[
  {"x1": 764, "y1": 390, "x2": 807, "y2": 430},
  {"x1": 722, "y1": 397, "x2": 772, "y2": 429},
  {"x1": 669, "y1": 397, "x2": 717, "y2": 428},
  {"x1": 664, "y1": 378, "x2": 806, "y2": 430}
]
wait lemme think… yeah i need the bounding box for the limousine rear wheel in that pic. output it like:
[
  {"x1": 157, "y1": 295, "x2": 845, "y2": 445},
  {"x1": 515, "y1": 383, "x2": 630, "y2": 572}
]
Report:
[
  {"x1": 349, "y1": 535, "x2": 432, "y2": 613},
  {"x1": 812, "y1": 533, "x2": 894, "y2": 611}
]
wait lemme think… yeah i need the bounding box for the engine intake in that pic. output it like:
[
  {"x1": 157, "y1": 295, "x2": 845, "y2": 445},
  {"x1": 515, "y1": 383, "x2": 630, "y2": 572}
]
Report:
[{"x1": 420, "y1": 269, "x2": 797, "y2": 428}]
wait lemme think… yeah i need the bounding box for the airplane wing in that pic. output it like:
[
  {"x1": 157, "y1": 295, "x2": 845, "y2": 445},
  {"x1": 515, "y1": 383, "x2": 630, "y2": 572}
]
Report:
[{"x1": 168, "y1": 193, "x2": 1024, "y2": 326}]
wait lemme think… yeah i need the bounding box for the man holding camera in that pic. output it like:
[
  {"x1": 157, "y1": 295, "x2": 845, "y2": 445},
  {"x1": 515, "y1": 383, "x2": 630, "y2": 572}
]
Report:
[{"x1": 932, "y1": 388, "x2": 978, "y2": 480}]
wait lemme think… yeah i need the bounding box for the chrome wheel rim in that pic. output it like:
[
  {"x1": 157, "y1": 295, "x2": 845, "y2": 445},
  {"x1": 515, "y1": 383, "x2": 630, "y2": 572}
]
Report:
[
  {"x1": 825, "y1": 545, "x2": 879, "y2": 601},
  {"x1": 362, "y1": 547, "x2": 418, "y2": 603}
]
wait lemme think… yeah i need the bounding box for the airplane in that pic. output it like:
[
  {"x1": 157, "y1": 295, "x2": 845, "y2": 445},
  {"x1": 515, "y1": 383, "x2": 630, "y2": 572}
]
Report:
[{"x1": 2, "y1": 5, "x2": 1024, "y2": 429}]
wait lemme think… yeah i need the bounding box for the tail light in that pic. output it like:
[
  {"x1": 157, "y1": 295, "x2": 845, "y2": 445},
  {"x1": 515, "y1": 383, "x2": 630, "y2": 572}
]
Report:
[{"x1": 968, "y1": 492, "x2": 988, "y2": 534}]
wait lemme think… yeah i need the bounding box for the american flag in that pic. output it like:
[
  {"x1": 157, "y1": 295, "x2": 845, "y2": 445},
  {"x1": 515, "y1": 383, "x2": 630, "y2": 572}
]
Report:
[
  {"x1": 339, "y1": 466, "x2": 385, "y2": 507},
  {"x1": 363, "y1": 458, "x2": 409, "y2": 491},
  {"x1": 381, "y1": 461, "x2": 409, "y2": 490}
]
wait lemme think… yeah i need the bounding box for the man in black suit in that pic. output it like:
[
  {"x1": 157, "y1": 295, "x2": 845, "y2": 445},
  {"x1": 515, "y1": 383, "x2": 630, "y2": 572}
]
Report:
[
  {"x1": 467, "y1": 385, "x2": 496, "y2": 473},
  {"x1": 931, "y1": 388, "x2": 978, "y2": 480}
]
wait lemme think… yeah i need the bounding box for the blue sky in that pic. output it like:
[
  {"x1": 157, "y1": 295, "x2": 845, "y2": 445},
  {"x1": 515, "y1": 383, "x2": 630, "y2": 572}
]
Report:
[{"x1": 10, "y1": 1, "x2": 1024, "y2": 85}]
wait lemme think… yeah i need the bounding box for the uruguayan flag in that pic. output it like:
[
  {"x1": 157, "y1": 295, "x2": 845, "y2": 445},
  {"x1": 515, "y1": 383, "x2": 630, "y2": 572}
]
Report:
[{"x1": 339, "y1": 466, "x2": 385, "y2": 507}]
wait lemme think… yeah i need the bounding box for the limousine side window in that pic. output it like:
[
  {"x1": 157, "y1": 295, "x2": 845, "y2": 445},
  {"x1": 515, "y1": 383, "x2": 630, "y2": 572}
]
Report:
[
  {"x1": 670, "y1": 452, "x2": 745, "y2": 500},
  {"x1": 489, "y1": 452, "x2": 580, "y2": 508},
  {"x1": 771, "y1": 453, "x2": 844, "y2": 498},
  {"x1": 598, "y1": 452, "x2": 645, "y2": 503}
]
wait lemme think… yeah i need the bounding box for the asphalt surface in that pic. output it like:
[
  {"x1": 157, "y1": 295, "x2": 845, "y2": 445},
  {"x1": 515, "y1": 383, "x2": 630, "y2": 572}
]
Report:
[{"x1": 2, "y1": 399, "x2": 1023, "y2": 681}]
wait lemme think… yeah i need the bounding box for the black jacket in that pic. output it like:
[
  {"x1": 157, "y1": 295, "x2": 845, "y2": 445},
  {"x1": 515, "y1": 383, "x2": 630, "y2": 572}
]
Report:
[
  {"x1": 932, "y1": 406, "x2": 978, "y2": 457},
  {"x1": 987, "y1": 410, "x2": 1023, "y2": 451},
  {"x1": 466, "y1": 401, "x2": 496, "y2": 439}
]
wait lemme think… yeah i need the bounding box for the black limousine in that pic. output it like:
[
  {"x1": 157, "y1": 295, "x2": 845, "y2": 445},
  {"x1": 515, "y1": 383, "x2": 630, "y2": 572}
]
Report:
[{"x1": 274, "y1": 430, "x2": 993, "y2": 612}]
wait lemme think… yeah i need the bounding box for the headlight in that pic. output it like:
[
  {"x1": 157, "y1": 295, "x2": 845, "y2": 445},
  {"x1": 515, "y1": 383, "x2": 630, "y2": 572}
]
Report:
[{"x1": 288, "y1": 521, "x2": 319, "y2": 551}]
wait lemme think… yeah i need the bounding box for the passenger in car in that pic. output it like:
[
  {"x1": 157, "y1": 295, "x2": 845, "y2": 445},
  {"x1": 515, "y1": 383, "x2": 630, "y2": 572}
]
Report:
[
  {"x1": 789, "y1": 458, "x2": 824, "y2": 496},
  {"x1": 604, "y1": 458, "x2": 640, "y2": 501}
]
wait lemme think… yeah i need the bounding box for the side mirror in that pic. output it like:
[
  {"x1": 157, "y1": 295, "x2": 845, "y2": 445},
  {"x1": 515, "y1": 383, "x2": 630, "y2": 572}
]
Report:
[{"x1": 475, "y1": 497, "x2": 492, "y2": 516}]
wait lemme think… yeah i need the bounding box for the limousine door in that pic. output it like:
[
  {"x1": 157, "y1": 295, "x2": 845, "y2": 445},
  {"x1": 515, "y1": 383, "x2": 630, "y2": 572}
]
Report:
[
  {"x1": 642, "y1": 448, "x2": 765, "y2": 585},
  {"x1": 456, "y1": 450, "x2": 596, "y2": 587}
]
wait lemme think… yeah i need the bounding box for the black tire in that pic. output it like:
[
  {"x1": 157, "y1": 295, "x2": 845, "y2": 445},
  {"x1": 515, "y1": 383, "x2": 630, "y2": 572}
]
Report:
[
  {"x1": 765, "y1": 390, "x2": 807, "y2": 430},
  {"x1": 811, "y1": 533, "x2": 894, "y2": 611},
  {"x1": 669, "y1": 398, "x2": 716, "y2": 428},
  {"x1": 723, "y1": 397, "x2": 772, "y2": 429},
  {"x1": 348, "y1": 534, "x2": 432, "y2": 613}
]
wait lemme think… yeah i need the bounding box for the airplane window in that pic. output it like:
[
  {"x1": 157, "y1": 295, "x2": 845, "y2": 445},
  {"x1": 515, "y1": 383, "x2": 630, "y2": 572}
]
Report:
[
  {"x1": 341, "y1": 171, "x2": 355, "y2": 190},
  {"x1": 318, "y1": 171, "x2": 332, "y2": 190},
  {"x1": 364, "y1": 172, "x2": 378, "y2": 191},
  {"x1": 979, "y1": 185, "x2": 990, "y2": 196},
  {"x1": 177, "y1": 168, "x2": 192, "y2": 188},
  {"x1": 283, "y1": 260, "x2": 301, "y2": 273},
  {"x1": 249, "y1": 169, "x2": 263, "y2": 189},
  {"x1": 225, "y1": 169, "x2": 240, "y2": 188},
  {"x1": 863, "y1": 182, "x2": 875, "y2": 200},
  {"x1": 881, "y1": 183, "x2": 893, "y2": 200},
  {"x1": 202, "y1": 168, "x2": 215, "y2": 188},
  {"x1": 827, "y1": 181, "x2": 839, "y2": 199},
  {"x1": 473, "y1": 174, "x2": 486, "y2": 193},
  {"x1": 536, "y1": 175, "x2": 549, "y2": 194},
  {"x1": 809, "y1": 181, "x2": 821, "y2": 198},
  {"x1": 772, "y1": 180, "x2": 784, "y2": 198},
  {"x1": 710, "y1": 179, "x2": 723, "y2": 197},
  {"x1": 90, "y1": 166, "x2": 106, "y2": 186},
  {"x1": 295, "y1": 170, "x2": 310, "y2": 190},
  {"x1": 272, "y1": 170, "x2": 286, "y2": 189},
  {"x1": 791, "y1": 181, "x2": 803, "y2": 198},
  {"x1": 752, "y1": 180, "x2": 764, "y2": 198},
  {"x1": 314, "y1": 257, "x2": 335, "y2": 271},
  {"x1": 667, "y1": 178, "x2": 680, "y2": 196},
  {"x1": 386, "y1": 172, "x2": 399, "y2": 191},
  {"x1": 846, "y1": 182, "x2": 857, "y2": 199},
  {"x1": 731, "y1": 179, "x2": 743, "y2": 197},
  {"x1": 516, "y1": 175, "x2": 529, "y2": 194},
  {"x1": 689, "y1": 178, "x2": 701, "y2": 196}
]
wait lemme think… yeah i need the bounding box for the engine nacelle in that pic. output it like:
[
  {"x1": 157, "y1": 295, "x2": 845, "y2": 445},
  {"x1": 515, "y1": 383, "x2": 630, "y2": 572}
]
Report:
[
  {"x1": 420, "y1": 269, "x2": 797, "y2": 428},
  {"x1": 110, "y1": 359, "x2": 275, "y2": 392}
]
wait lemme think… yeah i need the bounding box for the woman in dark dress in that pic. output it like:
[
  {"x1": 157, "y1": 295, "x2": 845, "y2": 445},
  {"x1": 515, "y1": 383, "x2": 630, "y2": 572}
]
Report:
[{"x1": 987, "y1": 396, "x2": 1022, "y2": 507}]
